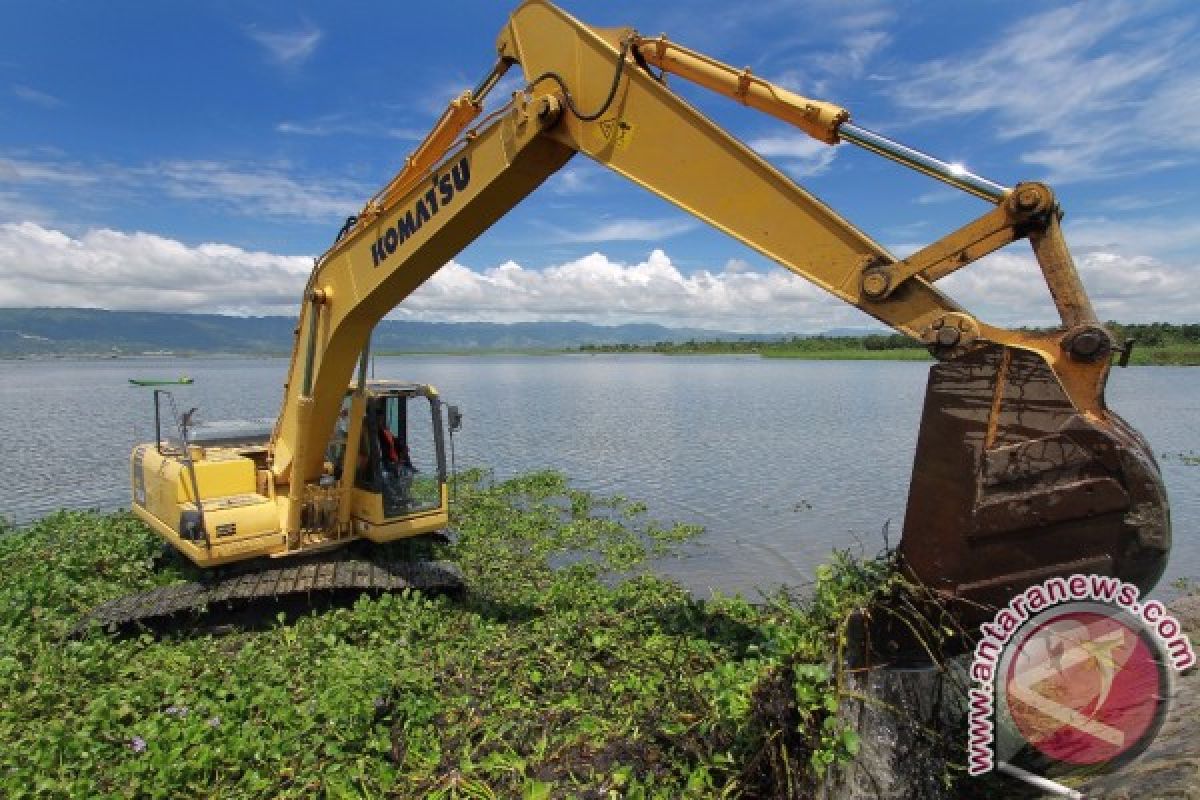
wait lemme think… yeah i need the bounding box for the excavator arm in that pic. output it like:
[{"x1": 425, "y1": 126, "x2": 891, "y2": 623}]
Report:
[{"x1": 269, "y1": 0, "x2": 1169, "y2": 625}]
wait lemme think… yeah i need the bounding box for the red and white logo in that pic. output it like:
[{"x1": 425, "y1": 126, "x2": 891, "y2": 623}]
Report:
[
  {"x1": 967, "y1": 575, "x2": 1194, "y2": 784},
  {"x1": 1002, "y1": 603, "x2": 1170, "y2": 769}
]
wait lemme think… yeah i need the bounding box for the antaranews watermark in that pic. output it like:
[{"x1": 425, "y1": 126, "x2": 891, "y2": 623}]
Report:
[{"x1": 966, "y1": 574, "x2": 1195, "y2": 781}]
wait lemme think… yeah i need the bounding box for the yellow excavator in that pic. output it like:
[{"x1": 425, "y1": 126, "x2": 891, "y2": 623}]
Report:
[{"x1": 94, "y1": 0, "x2": 1169, "y2": 632}]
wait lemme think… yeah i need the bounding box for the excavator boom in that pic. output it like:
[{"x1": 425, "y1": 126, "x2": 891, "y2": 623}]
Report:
[
  {"x1": 499, "y1": 1, "x2": 1169, "y2": 622},
  {"x1": 123, "y1": 0, "x2": 1170, "y2": 633}
]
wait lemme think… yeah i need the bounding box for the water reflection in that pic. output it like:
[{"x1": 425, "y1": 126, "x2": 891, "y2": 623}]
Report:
[{"x1": 1, "y1": 354, "x2": 1196, "y2": 597}]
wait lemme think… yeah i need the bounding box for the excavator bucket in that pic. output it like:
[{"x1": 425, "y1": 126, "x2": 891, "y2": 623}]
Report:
[{"x1": 899, "y1": 344, "x2": 1170, "y2": 630}]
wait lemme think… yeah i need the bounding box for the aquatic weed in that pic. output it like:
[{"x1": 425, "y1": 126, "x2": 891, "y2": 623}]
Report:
[{"x1": 0, "y1": 471, "x2": 901, "y2": 798}]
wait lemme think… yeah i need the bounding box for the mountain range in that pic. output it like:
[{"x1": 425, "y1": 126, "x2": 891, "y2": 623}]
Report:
[{"x1": 0, "y1": 308, "x2": 869, "y2": 356}]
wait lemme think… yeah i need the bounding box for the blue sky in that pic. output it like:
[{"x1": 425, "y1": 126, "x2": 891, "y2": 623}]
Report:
[{"x1": 1, "y1": 0, "x2": 1197, "y2": 332}]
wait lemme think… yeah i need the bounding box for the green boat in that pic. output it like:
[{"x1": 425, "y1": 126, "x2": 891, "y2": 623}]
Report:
[{"x1": 129, "y1": 376, "x2": 194, "y2": 386}]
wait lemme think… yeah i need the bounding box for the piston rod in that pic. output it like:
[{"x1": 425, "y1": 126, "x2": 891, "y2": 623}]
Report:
[
  {"x1": 471, "y1": 57, "x2": 514, "y2": 105},
  {"x1": 839, "y1": 123, "x2": 1009, "y2": 204}
]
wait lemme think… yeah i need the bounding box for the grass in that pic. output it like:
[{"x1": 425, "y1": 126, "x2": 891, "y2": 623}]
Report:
[
  {"x1": 0, "y1": 471, "x2": 939, "y2": 799},
  {"x1": 1127, "y1": 343, "x2": 1200, "y2": 366},
  {"x1": 758, "y1": 348, "x2": 932, "y2": 361},
  {"x1": 374, "y1": 350, "x2": 565, "y2": 357}
]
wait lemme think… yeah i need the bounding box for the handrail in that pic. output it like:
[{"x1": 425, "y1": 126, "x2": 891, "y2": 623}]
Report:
[{"x1": 154, "y1": 390, "x2": 210, "y2": 552}]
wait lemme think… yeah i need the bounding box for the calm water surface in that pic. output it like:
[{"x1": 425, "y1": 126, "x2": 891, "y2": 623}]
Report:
[{"x1": 2, "y1": 354, "x2": 1197, "y2": 597}]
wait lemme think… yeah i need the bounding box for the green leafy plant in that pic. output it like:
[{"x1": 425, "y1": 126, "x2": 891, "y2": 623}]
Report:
[{"x1": 0, "y1": 472, "x2": 908, "y2": 798}]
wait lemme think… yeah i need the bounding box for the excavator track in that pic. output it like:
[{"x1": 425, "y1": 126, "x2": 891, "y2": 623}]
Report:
[{"x1": 71, "y1": 552, "x2": 463, "y2": 637}]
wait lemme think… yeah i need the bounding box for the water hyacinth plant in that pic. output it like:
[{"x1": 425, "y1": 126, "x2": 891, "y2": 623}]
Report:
[{"x1": 0, "y1": 470, "x2": 916, "y2": 798}]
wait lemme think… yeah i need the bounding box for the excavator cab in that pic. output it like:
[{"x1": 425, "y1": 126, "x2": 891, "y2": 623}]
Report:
[
  {"x1": 332, "y1": 383, "x2": 450, "y2": 524},
  {"x1": 130, "y1": 381, "x2": 457, "y2": 568}
]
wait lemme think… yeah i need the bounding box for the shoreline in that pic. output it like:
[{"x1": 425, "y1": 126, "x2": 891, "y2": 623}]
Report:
[{"x1": 5, "y1": 348, "x2": 1199, "y2": 365}]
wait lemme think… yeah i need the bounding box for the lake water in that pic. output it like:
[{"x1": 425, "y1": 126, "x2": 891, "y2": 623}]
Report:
[{"x1": 2, "y1": 354, "x2": 1197, "y2": 597}]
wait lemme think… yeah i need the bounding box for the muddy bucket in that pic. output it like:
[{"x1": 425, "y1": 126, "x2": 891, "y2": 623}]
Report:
[{"x1": 898, "y1": 344, "x2": 1170, "y2": 630}]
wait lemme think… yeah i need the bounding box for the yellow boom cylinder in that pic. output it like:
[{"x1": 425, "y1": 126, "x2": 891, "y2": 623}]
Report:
[
  {"x1": 371, "y1": 94, "x2": 483, "y2": 220},
  {"x1": 634, "y1": 36, "x2": 848, "y2": 144}
]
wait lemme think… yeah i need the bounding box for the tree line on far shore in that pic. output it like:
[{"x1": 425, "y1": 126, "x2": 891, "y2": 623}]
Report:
[{"x1": 577, "y1": 322, "x2": 1200, "y2": 364}]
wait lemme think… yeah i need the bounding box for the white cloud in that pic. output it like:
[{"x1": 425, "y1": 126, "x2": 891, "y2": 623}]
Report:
[
  {"x1": 2, "y1": 222, "x2": 1193, "y2": 331},
  {"x1": 667, "y1": 0, "x2": 892, "y2": 55},
  {"x1": 1151, "y1": 75, "x2": 1200, "y2": 150},
  {"x1": 551, "y1": 168, "x2": 589, "y2": 195},
  {"x1": 417, "y1": 78, "x2": 475, "y2": 116},
  {"x1": 881, "y1": 220, "x2": 930, "y2": 241},
  {"x1": 749, "y1": 135, "x2": 839, "y2": 177},
  {"x1": 827, "y1": 30, "x2": 890, "y2": 78},
  {"x1": 0, "y1": 156, "x2": 99, "y2": 187},
  {"x1": 834, "y1": 8, "x2": 894, "y2": 33},
  {"x1": 547, "y1": 164, "x2": 608, "y2": 196},
  {"x1": 1095, "y1": 193, "x2": 1190, "y2": 213},
  {"x1": 888, "y1": 2, "x2": 1199, "y2": 181},
  {"x1": 276, "y1": 115, "x2": 425, "y2": 141},
  {"x1": 1066, "y1": 215, "x2": 1200, "y2": 259},
  {"x1": 247, "y1": 25, "x2": 322, "y2": 66},
  {"x1": 276, "y1": 119, "x2": 349, "y2": 137},
  {"x1": 0, "y1": 191, "x2": 52, "y2": 224},
  {"x1": 157, "y1": 160, "x2": 364, "y2": 221},
  {"x1": 550, "y1": 218, "x2": 698, "y2": 244},
  {"x1": 0, "y1": 223, "x2": 847, "y2": 329},
  {"x1": 939, "y1": 247, "x2": 1196, "y2": 327},
  {"x1": 297, "y1": 66, "x2": 518, "y2": 148},
  {"x1": 903, "y1": 209, "x2": 1200, "y2": 326},
  {"x1": 914, "y1": 189, "x2": 962, "y2": 205},
  {"x1": 399, "y1": 250, "x2": 843, "y2": 329},
  {"x1": 0, "y1": 152, "x2": 366, "y2": 224},
  {"x1": 0, "y1": 222, "x2": 311, "y2": 314},
  {"x1": 758, "y1": 2, "x2": 893, "y2": 97},
  {"x1": 12, "y1": 85, "x2": 62, "y2": 109},
  {"x1": 760, "y1": 40, "x2": 889, "y2": 100}
]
